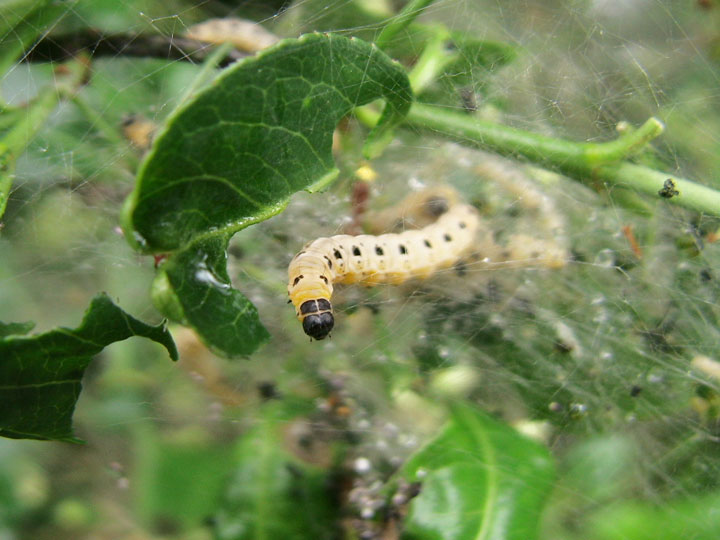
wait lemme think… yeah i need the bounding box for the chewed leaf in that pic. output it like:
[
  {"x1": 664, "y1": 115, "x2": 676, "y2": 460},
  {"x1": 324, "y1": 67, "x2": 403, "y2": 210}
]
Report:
[
  {"x1": 122, "y1": 32, "x2": 412, "y2": 253},
  {"x1": 0, "y1": 320, "x2": 35, "y2": 338},
  {"x1": 121, "y1": 33, "x2": 411, "y2": 357},
  {"x1": 0, "y1": 294, "x2": 177, "y2": 442},
  {"x1": 151, "y1": 237, "x2": 270, "y2": 357},
  {"x1": 401, "y1": 403, "x2": 555, "y2": 540}
]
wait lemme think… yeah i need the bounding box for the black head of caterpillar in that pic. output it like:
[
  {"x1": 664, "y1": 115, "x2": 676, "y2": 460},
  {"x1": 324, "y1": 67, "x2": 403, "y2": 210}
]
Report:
[{"x1": 299, "y1": 299, "x2": 334, "y2": 340}]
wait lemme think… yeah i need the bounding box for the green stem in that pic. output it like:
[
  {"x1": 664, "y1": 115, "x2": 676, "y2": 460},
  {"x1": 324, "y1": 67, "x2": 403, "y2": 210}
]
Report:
[
  {"x1": 0, "y1": 59, "x2": 86, "y2": 220},
  {"x1": 178, "y1": 41, "x2": 235, "y2": 106},
  {"x1": 0, "y1": 1, "x2": 73, "y2": 94},
  {"x1": 375, "y1": 0, "x2": 437, "y2": 49},
  {"x1": 71, "y1": 94, "x2": 139, "y2": 170},
  {"x1": 0, "y1": 88, "x2": 60, "y2": 219},
  {"x1": 597, "y1": 162, "x2": 720, "y2": 216},
  {"x1": 407, "y1": 26, "x2": 452, "y2": 94},
  {"x1": 584, "y1": 117, "x2": 665, "y2": 164},
  {"x1": 354, "y1": 102, "x2": 381, "y2": 127},
  {"x1": 406, "y1": 102, "x2": 586, "y2": 169},
  {"x1": 402, "y1": 102, "x2": 720, "y2": 216}
]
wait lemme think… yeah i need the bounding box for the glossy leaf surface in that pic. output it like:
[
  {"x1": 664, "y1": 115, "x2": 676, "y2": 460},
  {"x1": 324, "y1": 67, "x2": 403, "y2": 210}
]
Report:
[
  {"x1": 401, "y1": 403, "x2": 555, "y2": 540},
  {"x1": 151, "y1": 237, "x2": 270, "y2": 357},
  {"x1": 0, "y1": 294, "x2": 177, "y2": 442}
]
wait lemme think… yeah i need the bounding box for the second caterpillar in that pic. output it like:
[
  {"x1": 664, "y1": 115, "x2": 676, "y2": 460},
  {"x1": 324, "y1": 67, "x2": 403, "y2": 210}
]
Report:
[{"x1": 287, "y1": 188, "x2": 481, "y2": 340}]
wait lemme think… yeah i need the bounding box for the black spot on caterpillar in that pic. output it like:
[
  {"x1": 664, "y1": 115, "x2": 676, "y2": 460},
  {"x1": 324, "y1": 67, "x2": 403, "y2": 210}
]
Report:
[{"x1": 288, "y1": 188, "x2": 481, "y2": 339}]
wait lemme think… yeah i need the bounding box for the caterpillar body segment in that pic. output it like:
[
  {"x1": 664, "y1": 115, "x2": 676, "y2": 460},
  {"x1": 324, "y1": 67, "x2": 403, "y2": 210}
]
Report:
[
  {"x1": 288, "y1": 189, "x2": 481, "y2": 340},
  {"x1": 366, "y1": 185, "x2": 463, "y2": 234}
]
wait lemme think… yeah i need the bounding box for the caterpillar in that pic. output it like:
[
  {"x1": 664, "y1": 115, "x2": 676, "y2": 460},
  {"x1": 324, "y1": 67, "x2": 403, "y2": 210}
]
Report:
[
  {"x1": 185, "y1": 17, "x2": 279, "y2": 52},
  {"x1": 288, "y1": 187, "x2": 481, "y2": 340}
]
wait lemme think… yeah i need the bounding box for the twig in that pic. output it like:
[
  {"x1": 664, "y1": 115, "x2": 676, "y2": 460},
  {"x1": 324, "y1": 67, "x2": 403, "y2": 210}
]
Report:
[{"x1": 403, "y1": 103, "x2": 720, "y2": 217}]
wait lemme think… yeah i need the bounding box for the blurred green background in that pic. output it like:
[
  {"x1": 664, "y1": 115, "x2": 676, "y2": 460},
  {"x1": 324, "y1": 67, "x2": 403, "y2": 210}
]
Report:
[{"x1": 2, "y1": 1, "x2": 720, "y2": 539}]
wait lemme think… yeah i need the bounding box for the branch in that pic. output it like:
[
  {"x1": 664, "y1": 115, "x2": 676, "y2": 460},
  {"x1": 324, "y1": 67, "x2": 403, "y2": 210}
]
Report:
[{"x1": 404, "y1": 103, "x2": 720, "y2": 217}]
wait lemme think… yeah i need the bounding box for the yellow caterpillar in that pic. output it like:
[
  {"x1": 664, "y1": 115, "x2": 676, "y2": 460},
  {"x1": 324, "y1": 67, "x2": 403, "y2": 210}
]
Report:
[{"x1": 287, "y1": 187, "x2": 481, "y2": 339}]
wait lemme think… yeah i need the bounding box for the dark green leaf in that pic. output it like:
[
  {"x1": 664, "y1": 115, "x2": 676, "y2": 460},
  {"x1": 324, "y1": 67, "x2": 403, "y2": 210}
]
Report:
[
  {"x1": 122, "y1": 32, "x2": 412, "y2": 252},
  {"x1": 151, "y1": 237, "x2": 270, "y2": 357},
  {"x1": 122, "y1": 33, "x2": 411, "y2": 357},
  {"x1": 0, "y1": 293, "x2": 177, "y2": 442},
  {"x1": 214, "y1": 405, "x2": 338, "y2": 539},
  {"x1": 401, "y1": 403, "x2": 555, "y2": 540},
  {"x1": 0, "y1": 320, "x2": 34, "y2": 338}
]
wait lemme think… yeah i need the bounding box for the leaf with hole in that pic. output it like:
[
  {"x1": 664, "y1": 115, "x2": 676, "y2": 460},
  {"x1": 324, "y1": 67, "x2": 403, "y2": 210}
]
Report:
[
  {"x1": 122, "y1": 33, "x2": 413, "y2": 357},
  {"x1": 0, "y1": 293, "x2": 177, "y2": 442}
]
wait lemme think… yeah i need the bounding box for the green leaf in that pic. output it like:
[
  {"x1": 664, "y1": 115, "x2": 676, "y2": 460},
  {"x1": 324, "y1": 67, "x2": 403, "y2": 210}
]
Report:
[
  {"x1": 588, "y1": 492, "x2": 720, "y2": 540},
  {"x1": 400, "y1": 403, "x2": 555, "y2": 540},
  {"x1": 151, "y1": 237, "x2": 270, "y2": 357},
  {"x1": 1, "y1": 86, "x2": 62, "y2": 219},
  {"x1": 0, "y1": 293, "x2": 177, "y2": 442},
  {"x1": 214, "y1": 405, "x2": 338, "y2": 539},
  {"x1": 0, "y1": 320, "x2": 34, "y2": 338},
  {"x1": 122, "y1": 32, "x2": 412, "y2": 253},
  {"x1": 122, "y1": 33, "x2": 412, "y2": 357}
]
